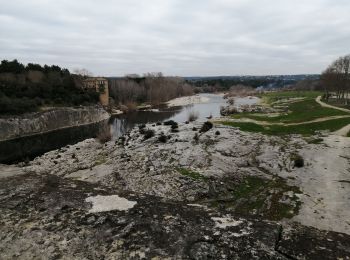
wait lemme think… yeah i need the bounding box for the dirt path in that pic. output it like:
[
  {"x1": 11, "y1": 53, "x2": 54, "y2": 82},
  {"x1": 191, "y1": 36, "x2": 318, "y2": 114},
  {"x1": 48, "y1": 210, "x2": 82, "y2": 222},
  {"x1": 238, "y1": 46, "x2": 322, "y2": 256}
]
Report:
[
  {"x1": 291, "y1": 135, "x2": 350, "y2": 234},
  {"x1": 217, "y1": 115, "x2": 350, "y2": 126},
  {"x1": 334, "y1": 124, "x2": 350, "y2": 136},
  {"x1": 217, "y1": 96, "x2": 350, "y2": 130},
  {"x1": 315, "y1": 96, "x2": 350, "y2": 136},
  {"x1": 316, "y1": 96, "x2": 350, "y2": 112}
]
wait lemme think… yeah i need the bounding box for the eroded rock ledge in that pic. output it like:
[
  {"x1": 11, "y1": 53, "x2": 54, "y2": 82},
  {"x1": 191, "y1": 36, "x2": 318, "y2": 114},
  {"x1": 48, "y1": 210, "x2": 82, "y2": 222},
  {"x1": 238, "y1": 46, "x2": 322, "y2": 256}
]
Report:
[
  {"x1": 0, "y1": 106, "x2": 110, "y2": 141},
  {"x1": 0, "y1": 173, "x2": 349, "y2": 259},
  {"x1": 2, "y1": 121, "x2": 350, "y2": 259}
]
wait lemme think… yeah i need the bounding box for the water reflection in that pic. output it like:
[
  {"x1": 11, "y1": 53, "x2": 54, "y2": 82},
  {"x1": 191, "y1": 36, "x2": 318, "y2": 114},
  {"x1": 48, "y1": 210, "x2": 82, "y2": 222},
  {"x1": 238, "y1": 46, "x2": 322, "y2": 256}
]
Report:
[{"x1": 109, "y1": 93, "x2": 226, "y2": 139}]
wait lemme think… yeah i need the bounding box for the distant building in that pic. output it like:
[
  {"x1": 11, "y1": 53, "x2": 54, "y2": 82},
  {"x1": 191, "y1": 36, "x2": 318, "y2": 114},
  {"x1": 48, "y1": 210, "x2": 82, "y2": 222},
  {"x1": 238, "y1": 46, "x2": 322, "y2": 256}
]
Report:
[{"x1": 83, "y1": 77, "x2": 109, "y2": 106}]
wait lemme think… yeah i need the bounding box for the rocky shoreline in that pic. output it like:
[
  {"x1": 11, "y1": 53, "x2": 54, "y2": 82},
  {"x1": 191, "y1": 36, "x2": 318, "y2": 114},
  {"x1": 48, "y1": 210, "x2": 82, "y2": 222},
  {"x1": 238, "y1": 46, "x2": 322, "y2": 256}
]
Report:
[
  {"x1": 0, "y1": 106, "x2": 110, "y2": 141},
  {"x1": 0, "y1": 106, "x2": 110, "y2": 163},
  {"x1": 1, "y1": 172, "x2": 349, "y2": 259},
  {"x1": 1, "y1": 120, "x2": 350, "y2": 258}
]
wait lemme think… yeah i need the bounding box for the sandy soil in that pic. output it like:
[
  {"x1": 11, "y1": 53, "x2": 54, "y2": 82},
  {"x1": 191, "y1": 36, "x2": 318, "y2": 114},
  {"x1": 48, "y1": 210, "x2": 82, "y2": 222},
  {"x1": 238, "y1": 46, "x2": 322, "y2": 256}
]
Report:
[
  {"x1": 334, "y1": 124, "x2": 350, "y2": 136},
  {"x1": 167, "y1": 95, "x2": 210, "y2": 107},
  {"x1": 292, "y1": 135, "x2": 350, "y2": 234}
]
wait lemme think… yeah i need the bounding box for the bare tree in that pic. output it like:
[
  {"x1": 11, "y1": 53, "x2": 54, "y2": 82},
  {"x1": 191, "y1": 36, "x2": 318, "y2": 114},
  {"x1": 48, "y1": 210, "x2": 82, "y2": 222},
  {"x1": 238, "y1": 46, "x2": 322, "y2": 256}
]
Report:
[
  {"x1": 321, "y1": 55, "x2": 350, "y2": 103},
  {"x1": 109, "y1": 72, "x2": 194, "y2": 108},
  {"x1": 109, "y1": 79, "x2": 146, "y2": 104},
  {"x1": 73, "y1": 68, "x2": 93, "y2": 77}
]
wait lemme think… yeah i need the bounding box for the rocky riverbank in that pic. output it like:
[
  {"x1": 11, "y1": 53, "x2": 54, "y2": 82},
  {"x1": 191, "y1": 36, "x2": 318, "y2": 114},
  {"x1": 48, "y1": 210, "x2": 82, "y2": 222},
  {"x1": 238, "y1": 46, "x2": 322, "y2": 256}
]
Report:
[
  {"x1": 0, "y1": 106, "x2": 110, "y2": 141},
  {"x1": 0, "y1": 106, "x2": 110, "y2": 163},
  {"x1": 1, "y1": 121, "x2": 349, "y2": 258},
  {"x1": 166, "y1": 95, "x2": 210, "y2": 107}
]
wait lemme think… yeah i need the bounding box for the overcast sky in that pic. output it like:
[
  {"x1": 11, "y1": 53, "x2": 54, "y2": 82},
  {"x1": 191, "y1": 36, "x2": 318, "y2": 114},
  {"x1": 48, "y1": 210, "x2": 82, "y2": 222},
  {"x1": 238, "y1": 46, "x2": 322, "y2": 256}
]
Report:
[{"x1": 0, "y1": 0, "x2": 349, "y2": 76}]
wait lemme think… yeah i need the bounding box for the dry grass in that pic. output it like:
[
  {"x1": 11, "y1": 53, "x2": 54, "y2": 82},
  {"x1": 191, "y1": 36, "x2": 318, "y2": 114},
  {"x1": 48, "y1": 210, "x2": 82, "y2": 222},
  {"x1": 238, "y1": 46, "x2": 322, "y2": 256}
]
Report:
[
  {"x1": 96, "y1": 130, "x2": 111, "y2": 144},
  {"x1": 125, "y1": 101, "x2": 137, "y2": 112},
  {"x1": 188, "y1": 110, "x2": 199, "y2": 122}
]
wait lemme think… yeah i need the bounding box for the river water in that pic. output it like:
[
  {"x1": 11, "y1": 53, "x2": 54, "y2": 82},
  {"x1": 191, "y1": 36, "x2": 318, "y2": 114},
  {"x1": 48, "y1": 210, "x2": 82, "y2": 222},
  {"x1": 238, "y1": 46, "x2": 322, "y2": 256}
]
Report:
[
  {"x1": 109, "y1": 93, "x2": 227, "y2": 139},
  {"x1": 1, "y1": 93, "x2": 260, "y2": 163}
]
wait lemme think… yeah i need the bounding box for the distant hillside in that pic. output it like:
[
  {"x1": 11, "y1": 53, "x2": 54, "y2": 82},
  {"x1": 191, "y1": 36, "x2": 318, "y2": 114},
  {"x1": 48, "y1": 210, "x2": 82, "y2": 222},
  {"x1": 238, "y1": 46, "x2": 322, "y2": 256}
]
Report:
[
  {"x1": 185, "y1": 74, "x2": 320, "y2": 91},
  {"x1": 0, "y1": 60, "x2": 99, "y2": 115}
]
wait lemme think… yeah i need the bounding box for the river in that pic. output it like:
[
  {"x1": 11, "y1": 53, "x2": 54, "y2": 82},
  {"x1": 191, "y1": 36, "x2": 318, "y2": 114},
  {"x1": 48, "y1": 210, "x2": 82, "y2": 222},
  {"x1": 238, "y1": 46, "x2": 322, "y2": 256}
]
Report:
[
  {"x1": 109, "y1": 93, "x2": 227, "y2": 139},
  {"x1": 1, "y1": 93, "x2": 260, "y2": 163}
]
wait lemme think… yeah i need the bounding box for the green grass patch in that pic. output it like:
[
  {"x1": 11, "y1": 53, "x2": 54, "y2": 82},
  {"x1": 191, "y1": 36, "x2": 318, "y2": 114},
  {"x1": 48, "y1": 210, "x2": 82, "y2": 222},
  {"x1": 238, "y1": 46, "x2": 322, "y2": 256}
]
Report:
[
  {"x1": 209, "y1": 176, "x2": 302, "y2": 221},
  {"x1": 306, "y1": 137, "x2": 324, "y2": 144},
  {"x1": 232, "y1": 99, "x2": 349, "y2": 124},
  {"x1": 221, "y1": 117, "x2": 350, "y2": 136},
  {"x1": 232, "y1": 176, "x2": 266, "y2": 199},
  {"x1": 262, "y1": 91, "x2": 322, "y2": 104},
  {"x1": 95, "y1": 154, "x2": 107, "y2": 166},
  {"x1": 176, "y1": 167, "x2": 208, "y2": 181}
]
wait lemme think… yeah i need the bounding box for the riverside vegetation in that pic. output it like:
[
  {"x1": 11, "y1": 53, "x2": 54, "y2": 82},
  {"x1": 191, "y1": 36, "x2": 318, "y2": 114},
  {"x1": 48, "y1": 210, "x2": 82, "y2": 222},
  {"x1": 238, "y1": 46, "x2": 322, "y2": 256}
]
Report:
[
  {"x1": 220, "y1": 91, "x2": 350, "y2": 136},
  {"x1": 1, "y1": 99, "x2": 350, "y2": 258},
  {"x1": 0, "y1": 60, "x2": 195, "y2": 115},
  {"x1": 0, "y1": 60, "x2": 99, "y2": 115},
  {"x1": 1, "y1": 56, "x2": 350, "y2": 259}
]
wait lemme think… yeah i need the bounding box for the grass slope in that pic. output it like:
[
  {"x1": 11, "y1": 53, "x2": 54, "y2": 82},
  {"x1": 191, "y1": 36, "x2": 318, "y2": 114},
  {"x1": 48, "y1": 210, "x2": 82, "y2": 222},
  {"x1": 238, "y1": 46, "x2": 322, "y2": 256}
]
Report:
[
  {"x1": 222, "y1": 117, "x2": 350, "y2": 136},
  {"x1": 261, "y1": 90, "x2": 322, "y2": 104},
  {"x1": 232, "y1": 99, "x2": 348, "y2": 123},
  {"x1": 222, "y1": 91, "x2": 350, "y2": 136}
]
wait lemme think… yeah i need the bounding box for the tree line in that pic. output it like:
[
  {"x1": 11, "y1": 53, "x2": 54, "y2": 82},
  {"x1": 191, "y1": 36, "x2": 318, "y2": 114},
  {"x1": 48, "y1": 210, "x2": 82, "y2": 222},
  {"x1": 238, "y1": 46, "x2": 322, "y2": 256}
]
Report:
[
  {"x1": 0, "y1": 60, "x2": 98, "y2": 115},
  {"x1": 0, "y1": 59, "x2": 70, "y2": 75},
  {"x1": 109, "y1": 72, "x2": 193, "y2": 108},
  {"x1": 188, "y1": 76, "x2": 313, "y2": 92},
  {"x1": 321, "y1": 55, "x2": 350, "y2": 103}
]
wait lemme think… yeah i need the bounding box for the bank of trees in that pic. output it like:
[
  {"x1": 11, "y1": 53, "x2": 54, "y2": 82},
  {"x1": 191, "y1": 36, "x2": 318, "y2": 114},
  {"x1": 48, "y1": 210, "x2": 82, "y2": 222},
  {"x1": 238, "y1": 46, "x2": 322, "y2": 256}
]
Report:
[
  {"x1": 0, "y1": 59, "x2": 70, "y2": 75},
  {"x1": 321, "y1": 55, "x2": 350, "y2": 103},
  {"x1": 0, "y1": 60, "x2": 98, "y2": 115},
  {"x1": 109, "y1": 73, "x2": 193, "y2": 107}
]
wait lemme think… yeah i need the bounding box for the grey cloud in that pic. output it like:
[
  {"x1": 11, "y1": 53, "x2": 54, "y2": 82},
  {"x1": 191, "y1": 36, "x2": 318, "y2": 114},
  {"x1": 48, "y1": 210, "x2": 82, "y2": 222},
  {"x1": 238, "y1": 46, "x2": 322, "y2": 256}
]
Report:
[{"x1": 0, "y1": 0, "x2": 349, "y2": 76}]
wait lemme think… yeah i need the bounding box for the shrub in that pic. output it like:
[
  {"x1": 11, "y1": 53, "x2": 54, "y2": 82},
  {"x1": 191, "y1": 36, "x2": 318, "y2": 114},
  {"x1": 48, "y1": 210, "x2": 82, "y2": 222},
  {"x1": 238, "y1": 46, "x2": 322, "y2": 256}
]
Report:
[
  {"x1": 143, "y1": 129, "x2": 155, "y2": 140},
  {"x1": 138, "y1": 124, "x2": 146, "y2": 134},
  {"x1": 125, "y1": 101, "x2": 137, "y2": 111},
  {"x1": 138, "y1": 124, "x2": 146, "y2": 129},
  {"x1": 200, "y1": 121, "x2": 213, "y2": 133},
  {"x1": 164, "y1": 120, "x2": 177, "y2": 126},
  {"x1": 215, "y1": 130, "x2": 221, "y2": 135},
  {"x1": 292, "y1": 154, "x2": 304, "y2": 168},
  {"x1": 117, "y1": 136, "x2": 126, "y2": 145},
  {"x1": 171, "y1": 124, "x2": 178, "y2": 130},
  {"x1": 193, "y1": 133, "x2": 199, "y2": 142},
  {"x1": 156, "y1": 122, "x2": 162, "y2": 126},
  {"x1": 96, "y1": 130, "x2": 112, "y2": 144},
  {"x1": 158, "y1": 133, "x2": 167, "y2": 143},
  {"x1": 192, "y1": 127, "x2": 197, "y2": 131},
  {"x1": 188, "y1": 110, "x2": 199, "y2": 122}
]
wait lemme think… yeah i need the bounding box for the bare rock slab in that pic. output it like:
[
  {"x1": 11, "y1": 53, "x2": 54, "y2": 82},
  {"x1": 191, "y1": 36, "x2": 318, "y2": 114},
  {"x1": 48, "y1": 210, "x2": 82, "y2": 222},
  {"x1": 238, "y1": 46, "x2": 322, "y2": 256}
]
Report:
[{"x1": 1, "y1": 173, "x2": 349, "y2": 259}]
